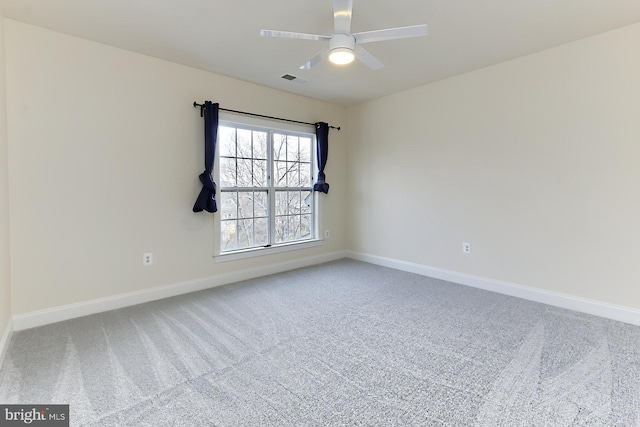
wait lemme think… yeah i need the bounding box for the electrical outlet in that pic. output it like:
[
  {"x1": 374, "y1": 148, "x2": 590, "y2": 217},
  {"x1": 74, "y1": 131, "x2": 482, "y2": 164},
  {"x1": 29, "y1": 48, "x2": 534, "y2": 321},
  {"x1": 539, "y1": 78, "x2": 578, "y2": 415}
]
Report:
[
  {"x1": 324, "y1": 230, "x2": 330, "y2": 239},
  {"x1": 143, "y1": 252, "x2": 153, "y2": 266},
  {"x1": 463, "y1": 243, "x2": 471, "y2": 254}
]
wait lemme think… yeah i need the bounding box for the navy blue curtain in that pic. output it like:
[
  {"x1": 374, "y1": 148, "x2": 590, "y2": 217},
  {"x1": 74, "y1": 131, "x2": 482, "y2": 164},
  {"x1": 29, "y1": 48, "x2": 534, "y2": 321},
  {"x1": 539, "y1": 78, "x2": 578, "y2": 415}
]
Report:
[
  {"x1": 313, "y1": 122, "x2": 330, "y2": 194},
  {"x1": 193, "y1": 101, "x2": 219, "y2": 213}
]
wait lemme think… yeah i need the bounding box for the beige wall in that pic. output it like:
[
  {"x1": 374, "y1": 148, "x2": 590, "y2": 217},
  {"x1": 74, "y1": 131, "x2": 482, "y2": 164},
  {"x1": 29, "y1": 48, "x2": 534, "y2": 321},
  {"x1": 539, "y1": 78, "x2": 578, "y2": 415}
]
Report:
[
  {"x1": 0, "y1": 12, "x2": 12, "y2": 333},
  {"x1": 4, "y1": 20, "x2": 347, "y2": 316},
  {"x1": 347, "y1": 22, "x2": 640, "y2": 309}
]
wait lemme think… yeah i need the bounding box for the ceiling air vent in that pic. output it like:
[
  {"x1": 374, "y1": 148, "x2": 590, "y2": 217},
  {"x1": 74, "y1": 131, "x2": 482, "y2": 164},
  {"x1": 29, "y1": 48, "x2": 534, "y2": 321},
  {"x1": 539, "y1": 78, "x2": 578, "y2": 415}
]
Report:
[{"x1": 281, "y1": 74, "x2": 308, "y2": 84}]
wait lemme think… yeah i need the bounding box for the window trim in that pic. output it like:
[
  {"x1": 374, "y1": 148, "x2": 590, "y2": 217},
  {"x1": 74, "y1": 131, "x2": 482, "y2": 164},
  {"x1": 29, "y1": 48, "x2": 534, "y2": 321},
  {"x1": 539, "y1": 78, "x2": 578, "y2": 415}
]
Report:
[
  {"x1": 213, "y1": 239, "x2": 323, "y2": 263},
  {"x1": 213, "y1": 113, "x2": 323, "y2": 260}
]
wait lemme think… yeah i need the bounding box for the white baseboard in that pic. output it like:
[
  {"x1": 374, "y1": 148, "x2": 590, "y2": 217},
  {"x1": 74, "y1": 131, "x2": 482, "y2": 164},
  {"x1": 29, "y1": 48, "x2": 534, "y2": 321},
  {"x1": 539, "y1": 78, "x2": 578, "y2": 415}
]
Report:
[
  {"x1": 0, "y1": 318, "x2": 13, "y2": 369},
  {"x1": 347, "y1": 250, "x2": 640, "y2": 326},
  {"x1": 14, "y1": 249, "x2": 639, "y2": 331},
  {"x1": 13, "y1": 250, "x2": 347, "y2": 331}
]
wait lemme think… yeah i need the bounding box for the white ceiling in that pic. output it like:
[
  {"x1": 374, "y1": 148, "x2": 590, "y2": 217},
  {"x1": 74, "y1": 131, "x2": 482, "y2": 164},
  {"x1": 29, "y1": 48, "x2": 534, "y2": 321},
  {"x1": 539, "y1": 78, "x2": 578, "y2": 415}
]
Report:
[{"x1": 2, "y1": 0, "x2": 640, "y2": 105}]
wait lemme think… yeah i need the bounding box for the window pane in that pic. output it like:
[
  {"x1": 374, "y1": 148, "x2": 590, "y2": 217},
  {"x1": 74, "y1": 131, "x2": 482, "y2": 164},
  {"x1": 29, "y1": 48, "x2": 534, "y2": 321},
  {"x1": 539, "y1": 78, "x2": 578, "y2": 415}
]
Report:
[
  {"x1": 237, "y1": 128, "x2": 252, "y2": 157},
  {"x1": 287, "y1": 135, "x2": 299, "y2": 160},
  {"x1": 289, "y1": 191, "x2": 301, "y2": 215},
  {"x1": 220, "y1": 191, "x2": 237, "y2": 220},
  {"x1": 299, "y1": 137, "x2": 311, "y2": 162},
  {"x1": 300, "y1": 162, "x2": 311, "y2": 187},
  {"x1": 255, "y1": 218, "x2": 268, "y2": 246},
  {"x1": 275, "y1": 191, "x2": 288, "y2": 216},
  {"x1": 236, "y1": 158, "x2": 253, "y2": 187},
  {"x1": 275, "y1": 161, "x2": 287, "y2": 187},
  {"x1": 237, "y1": 192, "x2": 253, "y2": 219},
  {"x1": 253, "y1": 131, "x2": 267, "y2": 159},
  {"x1": 275, "y1": 216, "x2": 287, "y2": 244},
  {"x1": 237, "y1": 219, "x2": 253, "y2": 249},
  {"x1": 276, "y1": 191, "x2": 300, "y2": 215},
  {"x1": 286, "y1": 161, "x2": 300, "y2": 187},
  {"x1": 274, "y1": 133, "x2": 290, "y2": 161},
  {"x1": 219, "y1": 126, "x2": 236, "y2": 157},
  {"x1": 221, "y1": 220, "x2": 237, "y2": 251},
  {"x1": 288, "y1": 215, "x2": 301, "y2": 240},
  {"x1": 254, "y1": 191, "x2": 268, "y2": 217},
  {"x1": 301, "y1": 214, "x2": 311, "y2": 239},
  {"x1": 220, "y1": 157, "x2": 236, "y2": 187},
  {"x1": 253, "y1": 160, "x2": 267, "y2": 187},
  {"x1": 301, "y1": 191, "x2": 312, "y2": 214}
]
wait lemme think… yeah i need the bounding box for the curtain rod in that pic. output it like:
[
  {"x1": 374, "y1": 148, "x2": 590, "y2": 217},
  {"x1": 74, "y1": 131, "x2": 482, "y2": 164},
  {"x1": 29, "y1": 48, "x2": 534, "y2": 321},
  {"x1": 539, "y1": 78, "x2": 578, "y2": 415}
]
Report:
[{"x1": 193, "y1": 102, "x2": 340, "y2": 130}]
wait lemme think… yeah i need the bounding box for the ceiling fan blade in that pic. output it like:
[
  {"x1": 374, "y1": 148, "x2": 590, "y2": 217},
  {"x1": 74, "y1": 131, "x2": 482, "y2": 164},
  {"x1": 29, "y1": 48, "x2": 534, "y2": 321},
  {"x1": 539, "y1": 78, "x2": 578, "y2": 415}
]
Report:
[
  {"x1": 260, "y1": 29, "x2": 330, "y2": 41},
  {"x1": 299, "y1": 49, "x2": 329, "y2": 70},
  {"x1": 333, "y1": 0, "x2": 353, "y2": 34},
  {"x1": 355, "y1": 45, "x2": 384, "y2": 70},
  {"x1": 354, "y1": 24, "x2": 428, "y2": 44}
]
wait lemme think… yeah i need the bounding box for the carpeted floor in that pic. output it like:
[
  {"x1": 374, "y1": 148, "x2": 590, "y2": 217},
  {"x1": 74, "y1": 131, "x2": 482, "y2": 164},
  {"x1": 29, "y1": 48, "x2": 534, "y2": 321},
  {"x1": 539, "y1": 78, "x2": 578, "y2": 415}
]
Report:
[{"x1": 1, "y1": 259, "x2": 640, "y2": 426}]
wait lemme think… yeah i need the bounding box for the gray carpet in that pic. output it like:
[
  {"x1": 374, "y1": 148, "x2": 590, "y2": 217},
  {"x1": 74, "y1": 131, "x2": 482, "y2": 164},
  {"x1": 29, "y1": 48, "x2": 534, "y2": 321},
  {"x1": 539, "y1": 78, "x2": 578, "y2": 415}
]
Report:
[{"x1": 1, "y1": 259, "x2": 640, "y2": 426}]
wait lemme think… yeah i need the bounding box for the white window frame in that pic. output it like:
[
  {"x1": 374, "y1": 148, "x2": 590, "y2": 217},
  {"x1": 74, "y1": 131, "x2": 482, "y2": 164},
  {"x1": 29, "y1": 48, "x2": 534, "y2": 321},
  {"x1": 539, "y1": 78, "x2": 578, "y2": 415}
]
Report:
[{"x1": 213, "y1": 113, "x2": 323, "y2": 262}]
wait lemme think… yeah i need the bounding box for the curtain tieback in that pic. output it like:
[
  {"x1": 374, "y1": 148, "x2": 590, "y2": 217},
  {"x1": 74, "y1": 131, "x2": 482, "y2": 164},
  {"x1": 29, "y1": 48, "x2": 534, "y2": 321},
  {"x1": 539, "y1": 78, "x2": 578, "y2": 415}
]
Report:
[
  {"x1": 198, "y1": 172, "x2": 216, "y2": 193},
  {"x1": 313, "y1": 178, "x2": 329, "y2": 194}
]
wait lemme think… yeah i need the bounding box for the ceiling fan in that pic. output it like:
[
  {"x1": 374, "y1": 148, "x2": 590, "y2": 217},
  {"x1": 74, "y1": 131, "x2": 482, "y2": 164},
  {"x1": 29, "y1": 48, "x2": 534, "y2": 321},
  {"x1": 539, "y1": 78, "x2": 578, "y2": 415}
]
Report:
[{"x1": 260, "y1": 0, "x2": 428, "y2": 70}]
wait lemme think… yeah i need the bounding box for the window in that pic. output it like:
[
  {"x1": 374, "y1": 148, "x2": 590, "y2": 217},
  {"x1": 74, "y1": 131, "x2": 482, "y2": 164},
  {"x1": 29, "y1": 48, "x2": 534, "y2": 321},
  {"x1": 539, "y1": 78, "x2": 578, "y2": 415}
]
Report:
[{"x1": 217, "y1": 121, "x2": 317, "y2": 256}]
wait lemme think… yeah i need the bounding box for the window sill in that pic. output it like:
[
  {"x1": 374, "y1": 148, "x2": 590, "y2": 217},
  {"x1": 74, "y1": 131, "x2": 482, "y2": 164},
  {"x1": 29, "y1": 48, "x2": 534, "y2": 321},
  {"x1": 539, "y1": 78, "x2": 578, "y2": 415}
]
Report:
[{"x1": 214, "y1": 239, "x2": 323, "y2": 263}]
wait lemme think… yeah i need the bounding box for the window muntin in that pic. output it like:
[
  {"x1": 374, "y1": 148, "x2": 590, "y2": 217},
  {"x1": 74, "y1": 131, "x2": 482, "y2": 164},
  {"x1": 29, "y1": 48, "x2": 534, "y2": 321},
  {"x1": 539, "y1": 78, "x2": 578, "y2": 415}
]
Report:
[{"x1": 218, "y1": 123, "x2": 315, "y2": 254}]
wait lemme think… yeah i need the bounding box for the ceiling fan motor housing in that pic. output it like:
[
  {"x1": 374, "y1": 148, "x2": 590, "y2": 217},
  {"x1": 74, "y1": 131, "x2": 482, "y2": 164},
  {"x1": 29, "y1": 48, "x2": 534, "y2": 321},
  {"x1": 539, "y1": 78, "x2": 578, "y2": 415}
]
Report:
[{"x1": 330, "y1": 33, "x2": 356, "y2": 53}]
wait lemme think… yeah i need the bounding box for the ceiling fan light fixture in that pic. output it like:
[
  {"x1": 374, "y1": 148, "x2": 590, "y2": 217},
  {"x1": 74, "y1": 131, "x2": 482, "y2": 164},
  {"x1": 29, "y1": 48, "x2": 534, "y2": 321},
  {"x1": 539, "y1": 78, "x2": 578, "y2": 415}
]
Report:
[{"x1": 329, "y1": 47, "x2": 355, "y2": 65}]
